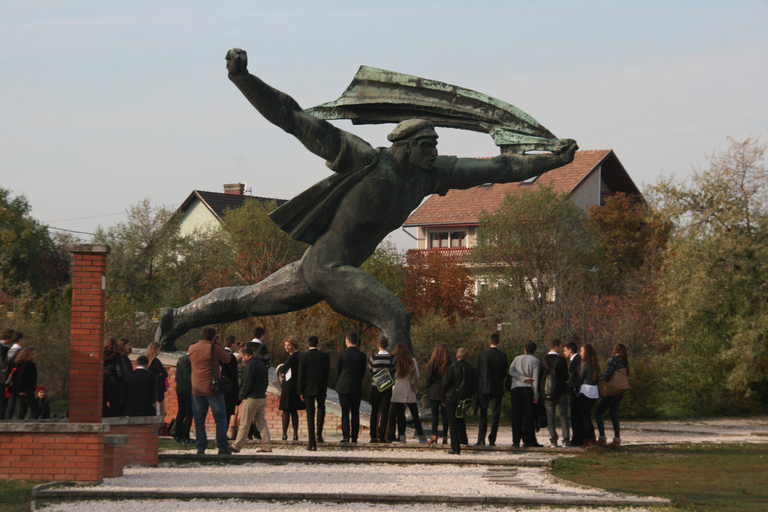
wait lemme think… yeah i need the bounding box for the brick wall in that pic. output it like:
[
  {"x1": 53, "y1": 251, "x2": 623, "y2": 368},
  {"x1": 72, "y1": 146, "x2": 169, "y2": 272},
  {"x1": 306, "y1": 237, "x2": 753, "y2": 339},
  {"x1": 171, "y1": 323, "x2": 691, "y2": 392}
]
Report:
[
  {"x1": 144, "y1": 351, "x2": 369, "y2": 440},
  {"x1": 0, "y1": 423, "x2": 107, "y2": 482},
  {"x1": 103, "y1": 417, "x2": 163, "y2": 466}
]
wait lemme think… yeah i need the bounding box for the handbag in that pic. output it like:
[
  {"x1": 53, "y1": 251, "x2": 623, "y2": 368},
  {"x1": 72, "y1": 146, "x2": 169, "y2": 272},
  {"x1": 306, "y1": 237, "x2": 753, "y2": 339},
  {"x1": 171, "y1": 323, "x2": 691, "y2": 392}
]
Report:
[
  {"x1": 372, "y1": 368, "x2": 394, "y2": 392},
  {"x1": 597, "y1": 375, "x2": 607, "y2": 397},
  {"x1": 606, "y1": 367, "x2": 631, "y2": 396},
  {"x1": 455, "y1": 397, "x2": 474, "y2": 419},
  {"x1": 210, "y1": 344, "x2": 234, "y2": 394}
]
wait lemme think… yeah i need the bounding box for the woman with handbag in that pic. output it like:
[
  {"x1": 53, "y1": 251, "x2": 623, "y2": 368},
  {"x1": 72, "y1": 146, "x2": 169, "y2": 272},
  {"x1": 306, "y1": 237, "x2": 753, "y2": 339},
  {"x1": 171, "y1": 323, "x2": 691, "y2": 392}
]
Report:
[
  {"x1": 595, "y1": 343, "x2": 630, "y2": 448},
  {"x1": 576, "y1": 343, "x2": 600, "y2": 448},
  {"x1": 425, "y1": 343, "x2": 451, "y2": 445}
]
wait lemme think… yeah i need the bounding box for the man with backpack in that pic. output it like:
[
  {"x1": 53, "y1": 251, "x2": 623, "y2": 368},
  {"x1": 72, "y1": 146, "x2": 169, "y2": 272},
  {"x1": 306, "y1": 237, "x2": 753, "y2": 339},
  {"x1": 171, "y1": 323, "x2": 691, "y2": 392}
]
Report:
[{"x1": 541, "y1": 339, "x2": 570, "y2": 447}]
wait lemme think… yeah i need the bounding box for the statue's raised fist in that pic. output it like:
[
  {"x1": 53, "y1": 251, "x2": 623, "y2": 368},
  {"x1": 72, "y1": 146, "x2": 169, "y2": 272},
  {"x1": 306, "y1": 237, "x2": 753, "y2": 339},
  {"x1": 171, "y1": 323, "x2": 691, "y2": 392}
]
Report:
[{"x1": 226, "y1": 48, "x2": 248, "y2": 75}]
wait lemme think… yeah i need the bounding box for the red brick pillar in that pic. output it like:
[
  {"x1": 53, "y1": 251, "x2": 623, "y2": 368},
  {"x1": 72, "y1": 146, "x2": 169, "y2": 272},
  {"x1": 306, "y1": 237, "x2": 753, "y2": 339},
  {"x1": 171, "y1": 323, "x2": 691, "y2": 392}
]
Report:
[{"x1": 68, "y1": 243, "x2": 111, "y2": 424}]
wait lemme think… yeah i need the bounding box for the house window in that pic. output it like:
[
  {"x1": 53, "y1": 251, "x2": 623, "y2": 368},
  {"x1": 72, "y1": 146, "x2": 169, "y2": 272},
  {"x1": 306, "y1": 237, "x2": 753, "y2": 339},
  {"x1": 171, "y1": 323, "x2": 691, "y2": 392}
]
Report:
[{"x1": 430, "y1": 231, "x2": 466, "y2": 248}]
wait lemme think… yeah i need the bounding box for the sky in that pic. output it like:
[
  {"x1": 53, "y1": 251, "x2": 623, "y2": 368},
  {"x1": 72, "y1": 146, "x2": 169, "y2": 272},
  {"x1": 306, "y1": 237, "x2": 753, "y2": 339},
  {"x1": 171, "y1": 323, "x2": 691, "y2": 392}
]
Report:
[{"x1": 2, "y1": 1, "x2": 767, "y2": 249}]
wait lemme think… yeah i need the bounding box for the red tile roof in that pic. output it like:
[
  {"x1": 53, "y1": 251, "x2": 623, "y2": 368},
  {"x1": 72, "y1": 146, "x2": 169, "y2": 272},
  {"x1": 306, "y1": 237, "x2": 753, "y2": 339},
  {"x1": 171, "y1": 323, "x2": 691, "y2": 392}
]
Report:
[{"x1": 404, "y1": 150, "x2": 633, "y2": 227}]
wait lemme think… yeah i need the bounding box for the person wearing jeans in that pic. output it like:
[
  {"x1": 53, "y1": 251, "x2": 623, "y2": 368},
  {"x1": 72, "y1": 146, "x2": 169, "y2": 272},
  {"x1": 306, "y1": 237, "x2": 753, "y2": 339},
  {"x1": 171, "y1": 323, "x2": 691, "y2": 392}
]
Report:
[
  {"x1": 595, "y1": 343, "x2": 630, "y2": 449},
  {"x1": 187, "y1": 326, "x2": 231, "y2": 455}
]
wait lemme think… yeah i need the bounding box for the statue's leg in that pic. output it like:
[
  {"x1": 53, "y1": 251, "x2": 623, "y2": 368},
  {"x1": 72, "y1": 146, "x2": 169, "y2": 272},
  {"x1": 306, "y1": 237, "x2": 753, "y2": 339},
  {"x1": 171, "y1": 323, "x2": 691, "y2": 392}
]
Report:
[
  {"x1": 156, "y1": 260, "x2": 320, "y2": 350},
  {"x1": 303, "y1": 261, "x2": 412, "y2": 353}
]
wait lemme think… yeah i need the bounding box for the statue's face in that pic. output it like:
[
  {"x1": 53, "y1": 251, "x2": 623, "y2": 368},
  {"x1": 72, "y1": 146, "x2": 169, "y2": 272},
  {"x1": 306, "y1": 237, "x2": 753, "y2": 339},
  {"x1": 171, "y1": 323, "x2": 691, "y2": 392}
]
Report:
[{"x1": 409, "y1": 138, "x2": 438, "y2": 170}]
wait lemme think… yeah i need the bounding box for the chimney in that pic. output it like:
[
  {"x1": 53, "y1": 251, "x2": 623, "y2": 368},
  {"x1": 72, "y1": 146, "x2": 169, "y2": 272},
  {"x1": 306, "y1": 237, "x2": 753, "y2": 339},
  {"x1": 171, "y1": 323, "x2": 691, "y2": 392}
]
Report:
[{"x1": 223, "y1": 183, "x2": 245, "y2": 195}]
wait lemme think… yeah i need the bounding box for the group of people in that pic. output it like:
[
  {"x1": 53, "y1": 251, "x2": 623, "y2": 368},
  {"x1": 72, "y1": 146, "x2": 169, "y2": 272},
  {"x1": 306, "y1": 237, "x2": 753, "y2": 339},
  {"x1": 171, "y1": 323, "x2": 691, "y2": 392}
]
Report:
[
  {"x1": 103, "y1": 324, "x2": 629, "y2": 456},
  {"x1": 494, "y1": 337, "x2": 631, "y2": 450},
  {"x1": 0, "y1": 328, "x2": 49, "y2": 420}
]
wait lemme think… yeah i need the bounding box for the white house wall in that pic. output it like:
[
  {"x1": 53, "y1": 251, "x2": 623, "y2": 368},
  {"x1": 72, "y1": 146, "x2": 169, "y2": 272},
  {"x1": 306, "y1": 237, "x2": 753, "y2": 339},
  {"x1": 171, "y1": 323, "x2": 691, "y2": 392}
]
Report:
[
  {"x1": 569, "y1": 166, "x2": 602, "y2": 210},
  {"x1": 178, "y1": 198, "x2": 220, "y2": 237}
]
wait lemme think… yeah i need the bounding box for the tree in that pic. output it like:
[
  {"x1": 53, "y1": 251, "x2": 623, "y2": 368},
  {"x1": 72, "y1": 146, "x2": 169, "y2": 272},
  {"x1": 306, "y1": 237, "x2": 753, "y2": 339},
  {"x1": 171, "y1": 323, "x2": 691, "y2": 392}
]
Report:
[
  {"x1": 586, "y1": 192, "x2": 670, "y2": 294},
  {"x1": 360, "y1": 240, "x2": 406, "y2": 301},
  {"x1": 647, "y1": 136, "x2": 768, "y2": 413},
  {"x1": 403, "y1": 249, "x2": 476, "y2": 321},
  {"x1": 0, "y1": 187, "x2": 57, "y2": 295},
  {"x1": 472, "y1": 186, "x2": 590, "y2": 343}
]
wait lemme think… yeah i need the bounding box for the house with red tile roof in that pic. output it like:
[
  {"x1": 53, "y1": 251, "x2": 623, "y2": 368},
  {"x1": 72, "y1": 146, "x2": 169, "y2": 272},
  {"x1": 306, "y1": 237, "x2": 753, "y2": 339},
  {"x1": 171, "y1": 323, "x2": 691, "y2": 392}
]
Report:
[{"x1": 402, "y1": 150, "x2": 641, "y2": 290}]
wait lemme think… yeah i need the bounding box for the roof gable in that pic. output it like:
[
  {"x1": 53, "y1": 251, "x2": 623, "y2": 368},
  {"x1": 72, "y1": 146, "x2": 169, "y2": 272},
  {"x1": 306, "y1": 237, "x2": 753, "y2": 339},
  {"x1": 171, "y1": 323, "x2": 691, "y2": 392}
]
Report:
[
  {"x1": 404, "y1": 150, "x2": 639, "y2": 227},
  {"x1": 177, "y1": 190, "x2": 288, "y2": 223}
]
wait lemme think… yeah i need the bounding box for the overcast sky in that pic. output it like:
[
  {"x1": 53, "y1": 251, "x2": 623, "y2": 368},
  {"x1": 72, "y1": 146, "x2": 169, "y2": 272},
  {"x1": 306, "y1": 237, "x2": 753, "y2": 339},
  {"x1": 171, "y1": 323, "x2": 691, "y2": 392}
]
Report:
[{"x1": 2, "y1": 1, "x2": 766, "y2": 249}]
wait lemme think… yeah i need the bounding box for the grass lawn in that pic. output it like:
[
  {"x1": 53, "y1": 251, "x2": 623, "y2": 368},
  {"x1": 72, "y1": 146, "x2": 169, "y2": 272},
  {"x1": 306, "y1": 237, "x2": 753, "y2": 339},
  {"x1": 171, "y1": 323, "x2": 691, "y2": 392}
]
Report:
[
  {"x1": 552, "y1": 442, "x2": 768, "y2": 511},
  {"x1": 0, "y1": 480, "x2": 47, "y2": 512}
]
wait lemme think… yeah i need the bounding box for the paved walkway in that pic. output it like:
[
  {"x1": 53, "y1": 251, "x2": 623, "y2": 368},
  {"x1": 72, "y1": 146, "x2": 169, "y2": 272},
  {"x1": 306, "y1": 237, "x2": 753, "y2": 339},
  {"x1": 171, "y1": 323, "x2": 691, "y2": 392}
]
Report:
[{"x1": 32, "y1": 417, "x2": 768, "y2": 511}]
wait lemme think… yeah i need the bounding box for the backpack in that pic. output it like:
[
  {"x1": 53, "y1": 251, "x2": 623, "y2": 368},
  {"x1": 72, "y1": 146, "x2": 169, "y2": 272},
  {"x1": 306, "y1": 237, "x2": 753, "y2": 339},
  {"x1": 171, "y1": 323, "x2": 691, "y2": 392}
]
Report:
[
  {"x1": 541, "y1": 356, "x2": 560, "y2": 400},
  {"x1": 0, "y1": 351, "x2": 17, "y2": 389}
]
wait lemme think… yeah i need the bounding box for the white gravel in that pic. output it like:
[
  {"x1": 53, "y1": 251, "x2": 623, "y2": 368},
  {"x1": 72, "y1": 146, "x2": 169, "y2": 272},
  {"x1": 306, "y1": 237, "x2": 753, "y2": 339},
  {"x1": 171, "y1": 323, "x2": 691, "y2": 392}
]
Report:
[
  {"x1": 37, "y1": 501, "x2": 659, "y2": 512},
  {"x1": 36, "y1": 417, "x2": 767, "y2": 512}
]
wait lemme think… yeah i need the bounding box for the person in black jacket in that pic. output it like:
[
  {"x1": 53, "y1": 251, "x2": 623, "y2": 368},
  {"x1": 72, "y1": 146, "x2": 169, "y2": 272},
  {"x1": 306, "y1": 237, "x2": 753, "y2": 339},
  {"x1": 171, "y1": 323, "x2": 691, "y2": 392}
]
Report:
[
  {"x1": 335, "y1": 331, "x2": 367, "y2": 442},
  {"x1": 476, "y1": 333, "x2": 508, "y2": 446},
  {"x1": 174, "y1": 352, "x2": 194, "y2": 443},
  {"x1": 124, "y1": 356, "x2": 157, "y2": 417},
  {"x1": 442, "y1": 347, "x2": 478, "y2": 455},
  {"x1": 297, "y1": 335, "x2": 330, "y2": 451},
  {"x1": 563, "y1": 341, "x2": 583, "y2": 447},
  {"x1": 278, "y1": 336, "x2": 305, "y2": 441},
  {"x1": 222, "y1": 335, "x2": 240, "y2": 434},
  {"x1": 425, "y1": 343, "x2": 450, "y2": 445},
  {"x1": 103, "y1": 338, "x2": 124, "y2": 417},
  {"x1": 12, "y1": 347, "x2": 39, "y2": 419},
  {"x1": 117, "y1": 338, "x2": 135, "y2": 415},
  {"x1": 229, "y1": 346, "x2": 271, "y2": 453},
  {"x1": 541, "y1": 339, "x2": 570, "y2": 447}
]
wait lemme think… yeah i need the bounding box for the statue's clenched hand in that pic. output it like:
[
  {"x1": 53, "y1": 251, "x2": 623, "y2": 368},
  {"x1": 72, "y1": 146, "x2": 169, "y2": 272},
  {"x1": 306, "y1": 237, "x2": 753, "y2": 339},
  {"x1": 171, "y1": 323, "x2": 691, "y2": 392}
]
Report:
[
  {"x1": 554, "y1": 138, "x2": 579, "y2": 161},
  {"x1": 226, "y1": 48, "x2": 248, "y2": 75}
]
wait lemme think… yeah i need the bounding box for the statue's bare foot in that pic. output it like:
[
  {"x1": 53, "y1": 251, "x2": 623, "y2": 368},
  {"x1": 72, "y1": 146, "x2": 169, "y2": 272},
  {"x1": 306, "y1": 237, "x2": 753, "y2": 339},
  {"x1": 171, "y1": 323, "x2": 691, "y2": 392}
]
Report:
[{"x1": 155, "y1": 307, "x2": 182, "y2": 352}]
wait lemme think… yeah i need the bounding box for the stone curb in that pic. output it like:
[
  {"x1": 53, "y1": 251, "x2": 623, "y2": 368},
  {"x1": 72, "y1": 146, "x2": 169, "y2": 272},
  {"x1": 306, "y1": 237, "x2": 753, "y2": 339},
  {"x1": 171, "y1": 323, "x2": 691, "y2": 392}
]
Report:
[
  {"x1": 159, "y1": 453, "x2": 553, "y2": 467},
  {"x1": 32, "y1": 488, "x2": 670, "y2": 507}
]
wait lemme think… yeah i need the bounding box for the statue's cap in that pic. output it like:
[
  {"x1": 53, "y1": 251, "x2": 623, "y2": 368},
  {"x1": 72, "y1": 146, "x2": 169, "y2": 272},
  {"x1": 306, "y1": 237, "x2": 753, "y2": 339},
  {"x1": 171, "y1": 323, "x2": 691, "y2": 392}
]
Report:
[{"x1": 387, "y1": 119, "x2": 438, "y2": 143}]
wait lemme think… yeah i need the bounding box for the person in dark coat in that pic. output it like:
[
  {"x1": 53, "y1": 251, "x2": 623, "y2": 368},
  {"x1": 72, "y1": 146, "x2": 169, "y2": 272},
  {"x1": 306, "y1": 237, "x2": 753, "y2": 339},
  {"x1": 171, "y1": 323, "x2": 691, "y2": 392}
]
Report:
[
  {"x1": 297, "y1": 335, "x2": 330, "y2": 450},
  {"x1": 476, "y1": 333, "x2": 509, "y2": 446},
  {"x1": 146, "y1": 342, "x2": 168, "y2": 419},
  {"x1": 425, "y1": 343, "x2": 451, "y2": 444},
  {"x1": 222, "y1": 335, "x2": 240, "y2": 432},
  {"x1": 278, "y1": 336, "x2": 305, "y2": 440},
  {"x1": 35, "y1": 385, "x2": 50, "y2": 419},
  {"x1": 335, "y1": 331, "x2": 367, "y2": 442},
  {"x1": 442, "y1": 347, "x2": 478, "y2": 455},
  {"x1": 117, "y1": 338, "x2": 135, "y2": 414},
  {"x1": 541, "y1": 339, "x2": 570, "y2": 447},
  {"x1": 174, "y1": 352, "x2": 194, "y2": 443},
  {"x1": 124, "y1": 356, "x2": 157, "y2": 417},
  {"x1": 564, "y1": 341, "x2": 583, "y2": 447},
  {"x1": 12, "y1": 347, "x2": 40, "y2": 419},
  {"x1": 103, "y1": 337, "x2": 124, "y2": 417}
]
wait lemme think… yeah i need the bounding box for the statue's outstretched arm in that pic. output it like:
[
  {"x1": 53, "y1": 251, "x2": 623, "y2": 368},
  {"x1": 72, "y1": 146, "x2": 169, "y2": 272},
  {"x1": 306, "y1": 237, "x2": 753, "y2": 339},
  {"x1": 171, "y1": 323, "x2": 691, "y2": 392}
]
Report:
[
  {"x1": 447, "y1": 139, "x2": 579, "y2": 190},
  {"x1": 226, "y1": 48, "x2": 342, "y2": 162}
]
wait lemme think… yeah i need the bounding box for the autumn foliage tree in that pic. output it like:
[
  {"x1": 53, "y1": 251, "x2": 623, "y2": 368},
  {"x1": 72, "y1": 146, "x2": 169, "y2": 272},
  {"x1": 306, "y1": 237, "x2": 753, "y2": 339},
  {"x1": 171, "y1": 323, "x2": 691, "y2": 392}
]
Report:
[
  {"x1": 647, "y1": 136, "x2": 768, "y2": 413},
  {"x1": 403, "y1": 249, "x2": 476, "y2": 321}
]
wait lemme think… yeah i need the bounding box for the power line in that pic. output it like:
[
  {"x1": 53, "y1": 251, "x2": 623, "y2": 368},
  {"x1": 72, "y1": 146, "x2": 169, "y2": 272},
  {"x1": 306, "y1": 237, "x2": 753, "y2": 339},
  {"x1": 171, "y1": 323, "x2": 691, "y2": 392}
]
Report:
[{"x1": 46, "y1": 226, "x2": 96, "y2": 236}]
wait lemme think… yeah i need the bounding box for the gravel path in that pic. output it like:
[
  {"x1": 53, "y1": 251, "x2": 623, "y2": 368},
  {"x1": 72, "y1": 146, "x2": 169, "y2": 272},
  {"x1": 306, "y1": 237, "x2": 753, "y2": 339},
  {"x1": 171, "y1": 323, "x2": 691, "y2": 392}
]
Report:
[{"x1": 36, "y1": 417, "x2": 767, "y2": 512}]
